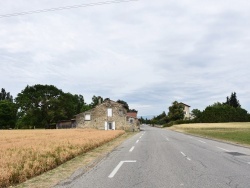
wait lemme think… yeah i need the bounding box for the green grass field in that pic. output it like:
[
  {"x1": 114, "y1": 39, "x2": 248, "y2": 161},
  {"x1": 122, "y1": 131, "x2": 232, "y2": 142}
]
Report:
[{"x1": 169, "y1": 123, "x2": 250, "y2": 146}]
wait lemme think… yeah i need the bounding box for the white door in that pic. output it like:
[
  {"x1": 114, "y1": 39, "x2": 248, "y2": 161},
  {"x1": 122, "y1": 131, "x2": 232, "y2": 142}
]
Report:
[
  {"x1": 105, "y1": 122, "x2": 115, "y2": 130},
  {"x1": 105, "y1": 122, "x2": 108, "y2": 130}
]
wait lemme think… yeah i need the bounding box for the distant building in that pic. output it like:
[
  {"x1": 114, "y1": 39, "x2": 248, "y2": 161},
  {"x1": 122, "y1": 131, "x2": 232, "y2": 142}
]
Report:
[
  {"x1": 179, "y1": 102, "x2": 191, "y2": 119},
  {"x1": 75, "y1": 99, "x2": 140, "y2": 131},
  {"x1": 56, "y1": 119, "x2": 76, "y2": 129}
]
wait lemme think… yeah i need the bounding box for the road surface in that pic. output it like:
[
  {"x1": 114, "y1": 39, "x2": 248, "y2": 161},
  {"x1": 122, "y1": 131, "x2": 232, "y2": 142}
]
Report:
[{"x1": 55, "y1": 124, "x2": 250, "y2": 188}]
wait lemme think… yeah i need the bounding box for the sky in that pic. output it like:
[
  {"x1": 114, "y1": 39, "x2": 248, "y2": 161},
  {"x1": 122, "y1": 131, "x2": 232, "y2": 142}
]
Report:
[{"x1": 1, "y1": 0, "x2": 250, "y2": 117}]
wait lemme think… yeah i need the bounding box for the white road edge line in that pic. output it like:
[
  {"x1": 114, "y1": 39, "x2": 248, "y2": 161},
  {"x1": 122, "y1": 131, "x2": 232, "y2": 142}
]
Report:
[
  {"x1": 129, "y1": 146, "x2": 135, "y2": 152},
  {"x1": 108, "y1": 160, "x2": 136, "y2": 178},
  {"x1": 216, "y1": 147, "x2": 230, "y2": 152},
  {"x1": 136, "y1": 140, "x2": 139, "y2": 144},
  {"x1": 197, "y1": 140, "x2": 206, "y2": 144}
]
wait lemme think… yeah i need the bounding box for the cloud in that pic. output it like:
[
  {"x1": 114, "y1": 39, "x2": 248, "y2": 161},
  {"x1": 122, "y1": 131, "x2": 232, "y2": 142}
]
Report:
[{"x1": 1, "y1": 0, "x2": 250, "y2": 116}]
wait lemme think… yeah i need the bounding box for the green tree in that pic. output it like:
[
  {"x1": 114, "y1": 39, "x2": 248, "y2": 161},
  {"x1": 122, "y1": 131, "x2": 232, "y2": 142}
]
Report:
[
  {"x1": 15, "y1": 84, "x2": 65, "y2": 128},
  {"x1": 0, "y1": 100, "x2": 17, "y2": 129},
  {"x1": 0, "y1": 88, "x2": 13, "y2": 102},
  {"x1": 150, "y1": 111, "x2": 169, "y2": 125},
  {"x1": 200, "y1": 102, "x2": 249, "y2": 123},
  {"x1": 168, "y1": 101, "x2": 184, "y2": 121},
  {"x1": 75, "y1": 94, "x2": 86, "y2": 113},
  {"x1": 117, "y1": 100, "x2": 129, "y2": 111},
  {"x1": 90, "y1": 95, "x2": 103, "y2": 108},
  {"x1": 191, "y1": 109, "x2": 202, "y2": 120},
  {"x1": 225, "y1": 92, "x2": 241, "y2": 108},
  {"x1": 57, "y1": 93, "x2": 88, "y2": 118}
]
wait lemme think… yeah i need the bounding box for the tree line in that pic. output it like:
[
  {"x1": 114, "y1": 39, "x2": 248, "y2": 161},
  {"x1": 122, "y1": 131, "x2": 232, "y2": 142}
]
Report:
[
  {"x1": 140, "y1": 101, "x2": 185, "y2": 125},
  {"x1": 0, "y1": 85, "x2": 134, "y2": 129},
  {"x1": 191, "y1": 92, "x2": 249, "y2": 123},
  {"x1": 141, "y1": 92, "x2": 250, "y2": 126}
]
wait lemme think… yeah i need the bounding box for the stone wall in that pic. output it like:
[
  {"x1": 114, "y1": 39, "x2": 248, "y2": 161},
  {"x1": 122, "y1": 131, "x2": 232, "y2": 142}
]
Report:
[{"x1": 75, "y1": 99, "x2": 140, "y2": 131}]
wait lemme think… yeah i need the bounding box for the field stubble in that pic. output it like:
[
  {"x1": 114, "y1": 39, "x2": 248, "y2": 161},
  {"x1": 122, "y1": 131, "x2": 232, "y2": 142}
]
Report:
[
  {"x1": 0, "y1": 129, "x2": 124, "y2": 187},
  {"x1": 169, "y1": 122, "x2": 250, "y2": 146}
]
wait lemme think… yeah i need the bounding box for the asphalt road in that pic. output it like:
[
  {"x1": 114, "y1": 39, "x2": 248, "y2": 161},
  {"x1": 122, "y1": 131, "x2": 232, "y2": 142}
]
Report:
[{"x1": 55, "y1": 124, "x2": 250, "y2": 188}]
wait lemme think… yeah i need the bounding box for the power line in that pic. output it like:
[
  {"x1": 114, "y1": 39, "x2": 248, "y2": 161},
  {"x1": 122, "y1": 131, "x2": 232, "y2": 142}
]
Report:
[{"x1": 0, "y1": 0, "x2": 139, "y2": 18}]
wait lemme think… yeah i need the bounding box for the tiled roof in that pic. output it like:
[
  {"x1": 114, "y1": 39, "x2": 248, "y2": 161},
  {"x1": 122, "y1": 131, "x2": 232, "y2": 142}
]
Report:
[
  {"x1": 179, "y1": 102, "x2": 191, "y2": 107},
  {"x1": 127, "y1": 112, "x2": 137, "y2": 118}
]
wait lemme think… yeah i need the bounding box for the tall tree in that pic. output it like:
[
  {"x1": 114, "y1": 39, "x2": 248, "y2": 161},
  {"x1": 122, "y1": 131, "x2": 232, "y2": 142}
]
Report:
[
  {"x1": 225, "y1": 92, "x2": 241, "y2": 108},
  {"x1": 0, "y1": 100, "x2": 17, "y2": 129},
  {"x1": 168, "y1": 101, "x2": 184, "y2": 121},
  {"x1": 0, "y1": 89, "x2": 16, "y2": 128},
  {"x1": 15, "y1": 84, "x2": 64, "y2": 128},
  {"x1": 0, "y1": 88, "x2": 13, "y2": 102},
  {"x1": 90, "y1": 95, "x2": 103, "y2": 108}
]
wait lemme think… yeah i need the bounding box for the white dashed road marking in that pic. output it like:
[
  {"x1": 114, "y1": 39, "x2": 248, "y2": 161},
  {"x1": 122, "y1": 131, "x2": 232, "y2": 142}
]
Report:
[
  {"x1": 136, "y1": 140, "x2": 139, "y2": 144},
  {"x1": 108, "y1": 161, "x2": 136, "y2": 178},
  {"x1": 129, "y1": 146, "x2": 135, "y2": 152},
  {"x1": 180, "y1": 152, "x2": 191, "y2": 161},
  {"x1": 181, "y1": 152, "x2": 186, "y2": 157}
]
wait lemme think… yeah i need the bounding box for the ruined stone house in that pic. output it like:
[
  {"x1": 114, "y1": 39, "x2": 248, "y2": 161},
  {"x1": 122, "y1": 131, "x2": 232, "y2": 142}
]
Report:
[{"x1": 75, "y1": 99, "x2": 140, "y2": 131}]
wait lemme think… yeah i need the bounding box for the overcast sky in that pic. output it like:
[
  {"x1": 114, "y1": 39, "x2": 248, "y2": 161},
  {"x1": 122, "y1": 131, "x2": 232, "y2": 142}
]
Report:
[{"x1": 1, "y1": 0, "x2": 250, "y2": 117}]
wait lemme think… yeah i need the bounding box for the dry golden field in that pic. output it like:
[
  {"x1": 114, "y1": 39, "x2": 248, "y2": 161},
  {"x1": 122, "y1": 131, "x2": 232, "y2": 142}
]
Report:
[
  {"x1": 0, "y1": 129, "x2": 124, "y2": 187},
  {"x1": 169, "y1": 122, "x2": 250, "y2": 147},
  {"x1": 169, "y1": 122, "x2": 250, "y2": 130}
]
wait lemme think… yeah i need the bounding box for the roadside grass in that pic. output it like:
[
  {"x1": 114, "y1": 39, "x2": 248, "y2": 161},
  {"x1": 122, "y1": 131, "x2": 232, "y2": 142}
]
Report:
[
  {"x1": 169, "y1": 123, "x2": 250, "y2": 146},
  {"x1": 0, "y1": 129, "x2": 125, "y2": 188}
]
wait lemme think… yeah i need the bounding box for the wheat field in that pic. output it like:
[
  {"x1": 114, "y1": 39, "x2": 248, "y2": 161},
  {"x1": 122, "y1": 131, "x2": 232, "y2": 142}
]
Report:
[
  {"x1": 0, "y1": 129, "x2": 124, "y2": 187},
  {"x1": 168, "y1": 122, "x2": 250, "y2": 146},
  {"x1": 170, "y1": 122, "x2": 250, "y2": 130}
]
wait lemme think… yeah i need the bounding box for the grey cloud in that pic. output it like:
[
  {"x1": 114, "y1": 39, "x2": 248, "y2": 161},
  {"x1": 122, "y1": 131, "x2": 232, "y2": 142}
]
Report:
[{"x1": 1, "y1": 0, "x2": 250, "y2": 116}]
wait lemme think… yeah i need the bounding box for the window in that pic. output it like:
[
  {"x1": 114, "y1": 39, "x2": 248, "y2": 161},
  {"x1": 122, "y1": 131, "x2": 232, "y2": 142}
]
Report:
[
  {"x1": 129, "y1": 118, "x2": 134, "y2": 124},
  {"x1": 85, "y1": 114, "x2": 91, "y2": 121},
  {"x1": 119, "y1": 109, "x2": 123, "y2": 116},
  {"x1": 107, "y1": 108, "x2": 112, "y2": 117}
]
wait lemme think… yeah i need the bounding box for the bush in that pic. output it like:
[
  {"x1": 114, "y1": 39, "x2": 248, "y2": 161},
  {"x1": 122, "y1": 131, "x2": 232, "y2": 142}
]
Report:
[
  {"x1": 163, "y1": 119, "x2": 197, "y2": 127},
  {"x1": 200, "y1": 104, "x2": 249, "y2": 123}
]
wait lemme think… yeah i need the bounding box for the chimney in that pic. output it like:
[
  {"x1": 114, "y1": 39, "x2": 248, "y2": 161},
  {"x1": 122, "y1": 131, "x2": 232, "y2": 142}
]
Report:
[{"x1": 98, "y1": 97, "x2": 102, "y2": 105}]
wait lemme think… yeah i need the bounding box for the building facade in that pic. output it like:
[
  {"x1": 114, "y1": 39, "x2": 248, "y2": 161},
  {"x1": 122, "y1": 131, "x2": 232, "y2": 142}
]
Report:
[
  {"x1": 179, "y1": 102, "x2": 191, "y2": 119},
  {"x1": 75, "y1": 99, "x2": 140, "y2": 131}
]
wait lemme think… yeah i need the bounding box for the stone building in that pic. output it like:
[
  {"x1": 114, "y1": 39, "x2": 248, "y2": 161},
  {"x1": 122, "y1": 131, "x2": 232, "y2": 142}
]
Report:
[
  {"x1": 56, "y1": 120, "x2": 76, "y2": 129},
  {"x1": 179, "y1": 102, "x2": 191, "y2": 119},
  {"x1": 75, "y1": 99, "x2": 140, "y2": 131}
]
